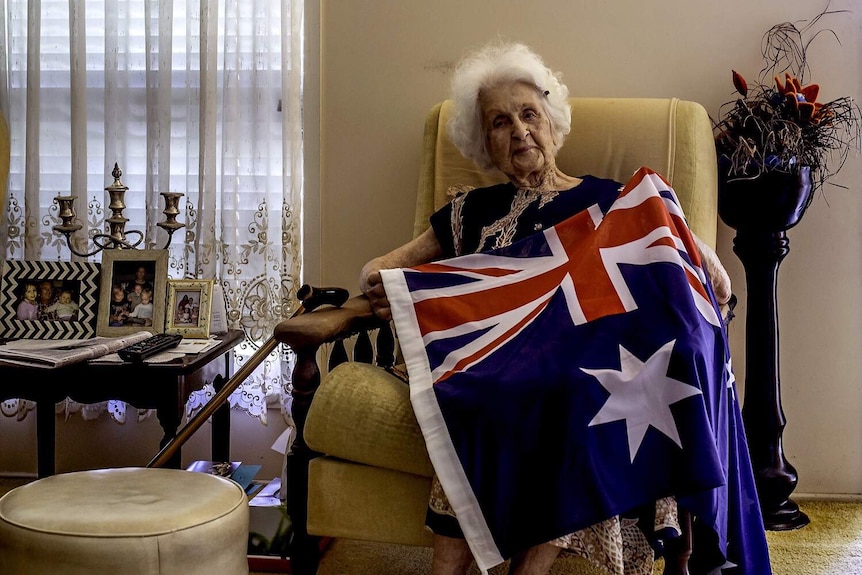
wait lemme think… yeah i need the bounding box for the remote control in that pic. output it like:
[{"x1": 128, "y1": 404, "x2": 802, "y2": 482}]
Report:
[{"x1": 118, "y1": 333, "x2": 183, "y2": 362}]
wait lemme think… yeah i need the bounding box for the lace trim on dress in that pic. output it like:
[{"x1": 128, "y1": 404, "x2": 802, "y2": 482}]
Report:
[
  {"x1": 477, "y1": 189, "x2": 559, "y2": 251},
  {"x1": 449, "y1": 191, "x2": 469, "y2": 257}
]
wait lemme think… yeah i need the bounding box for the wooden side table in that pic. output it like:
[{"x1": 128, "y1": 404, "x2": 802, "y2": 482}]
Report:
[{"x1": 0, "y1": 330, "x2": 244, "y2": 477}]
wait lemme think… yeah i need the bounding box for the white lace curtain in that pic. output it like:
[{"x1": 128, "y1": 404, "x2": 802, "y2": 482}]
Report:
[{"x1": 0, "y1": 0, "x2": 303, "y2": 426}]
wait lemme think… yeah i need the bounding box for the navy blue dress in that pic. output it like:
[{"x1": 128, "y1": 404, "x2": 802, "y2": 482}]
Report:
[{"x1": 430, "y1": 176, "x2": 623, "y2": 258}]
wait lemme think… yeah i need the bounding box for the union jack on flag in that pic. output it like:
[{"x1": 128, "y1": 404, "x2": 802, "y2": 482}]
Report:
[{"x1": 382, "y1": 167, "x2": 771, "y2": 574}]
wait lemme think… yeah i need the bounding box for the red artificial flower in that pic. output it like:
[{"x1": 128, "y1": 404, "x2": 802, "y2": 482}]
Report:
[{"x1": 775, "y1": 73, "x2": 826, "y2": 124}]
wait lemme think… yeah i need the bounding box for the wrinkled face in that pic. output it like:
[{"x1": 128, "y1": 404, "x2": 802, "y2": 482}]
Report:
[{"x1": 479, "y1": 81, "x2": 557, "y2": 183}]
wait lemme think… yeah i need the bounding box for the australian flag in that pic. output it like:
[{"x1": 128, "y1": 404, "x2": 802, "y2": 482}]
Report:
[{"x1": 381, "y1": 167, "x2": 771, "y2": 574}]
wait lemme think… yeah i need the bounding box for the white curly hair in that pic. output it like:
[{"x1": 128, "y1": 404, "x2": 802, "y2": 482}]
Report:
[{"x1": 446, "y1": 41, "x2": 571, "y2": 171}]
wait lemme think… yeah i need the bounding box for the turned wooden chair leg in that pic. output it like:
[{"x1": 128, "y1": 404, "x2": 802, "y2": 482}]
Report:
[
  {"x1": 662, "y1": 508, "x2": 692, "y2": 575},
  {"x1": 287, "y1": 347, "x2": 323, "y2": 575}
]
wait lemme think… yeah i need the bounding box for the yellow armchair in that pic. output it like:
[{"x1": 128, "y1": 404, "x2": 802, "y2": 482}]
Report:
[{"x1": 275, "y1": 97, "x2": 718, "y2": 574}]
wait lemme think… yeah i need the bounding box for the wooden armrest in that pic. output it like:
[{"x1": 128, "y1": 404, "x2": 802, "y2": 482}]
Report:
[{"x1": 273, "y1": 295, "x2": 384, "y2": 351}]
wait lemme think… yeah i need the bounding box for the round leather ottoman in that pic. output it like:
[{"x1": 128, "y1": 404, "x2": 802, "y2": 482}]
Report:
[{"x1": 0, "y1": 467, "x2": 249, "y2": 575}]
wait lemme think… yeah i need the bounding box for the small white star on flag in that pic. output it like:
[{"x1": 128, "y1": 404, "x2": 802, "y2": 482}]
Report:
[{"x1": 726, "y1": 357, "x2": 736, "y2": 399}]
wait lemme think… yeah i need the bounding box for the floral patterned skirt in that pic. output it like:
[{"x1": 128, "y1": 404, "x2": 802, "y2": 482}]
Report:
[{"x1": 427, "y1": 475, "x2": 680, "y2": 575}]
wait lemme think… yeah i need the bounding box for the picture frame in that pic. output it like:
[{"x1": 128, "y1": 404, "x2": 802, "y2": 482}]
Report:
[
  {"x1": 165, "y1": 279, "x2": 214, "y2": 339},
  {"x1": 0, "y1": 260, "x2": 101, "y2": 339},
  {"x1": 97, "y1": 249, "x2": 169, "y2": 337}
]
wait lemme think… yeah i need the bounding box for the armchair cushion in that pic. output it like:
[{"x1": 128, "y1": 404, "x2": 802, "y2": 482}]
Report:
[
  {"x1": 307, "y1": 458, "x2": 434, "y2": 546},
  {"x1": 305, "y1": 362, "x2": 434, "y2": 478}
]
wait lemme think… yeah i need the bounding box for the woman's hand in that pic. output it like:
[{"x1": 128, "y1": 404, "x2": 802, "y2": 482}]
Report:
[
  {"x1": 358, "y1": 227, "x2": 443, "y2": 322},
  {"x1": 362, "y1": 268, "x2": 392, "y2": 322},
  {"x1": 693, "y1": 234, "x2": 732, "y2": 315}
]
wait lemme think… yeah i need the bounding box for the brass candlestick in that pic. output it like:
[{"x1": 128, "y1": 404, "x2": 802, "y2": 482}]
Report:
[
  {"x1": 157, "y1": 192, "x2": 186, "y2": 236},
  {"x1": 54, "y1": 196, "x2": 82, "y2": 234}
]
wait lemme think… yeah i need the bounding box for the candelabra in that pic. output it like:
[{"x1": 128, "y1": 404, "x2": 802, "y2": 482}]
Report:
[{"x1": 53, "y1": 163, "x2": 185, "y2": 258}]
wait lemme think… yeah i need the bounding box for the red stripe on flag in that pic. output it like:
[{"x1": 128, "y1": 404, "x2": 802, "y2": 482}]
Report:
[
  {"x1": 414, "y1": 262, "x2": 520, "y2": 278},
  {"x1": 434, "y1": 295, "x2": 550, "y2": 384}
]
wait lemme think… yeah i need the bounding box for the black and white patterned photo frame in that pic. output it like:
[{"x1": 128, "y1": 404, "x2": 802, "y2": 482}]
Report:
[{"x1": 0, "y1": 260, "x2": 101, "y2": 340}]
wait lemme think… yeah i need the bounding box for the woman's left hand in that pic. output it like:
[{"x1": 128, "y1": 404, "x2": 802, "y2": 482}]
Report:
[
  {"x1": 363, "y1": 269, "x2": 392, "y2": 322},
  {"x1": 358, "y1": 227, "x2": 443, "y2": 323}
]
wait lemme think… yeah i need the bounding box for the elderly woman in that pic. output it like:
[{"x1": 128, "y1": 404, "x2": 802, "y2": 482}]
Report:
[{"x1": 360, "y1": 42, "x2": 731, "y2": 575}]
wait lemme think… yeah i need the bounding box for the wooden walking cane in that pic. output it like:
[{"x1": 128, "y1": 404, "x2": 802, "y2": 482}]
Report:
[{"x1": 147, "y1": 285, "x2": 350, "y2": 469}]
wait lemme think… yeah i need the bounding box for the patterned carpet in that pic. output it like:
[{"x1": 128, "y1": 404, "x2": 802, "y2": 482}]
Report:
[
  {"x1": 2, "y1": 477, "x2": 859, "y2": 574},
  {"x1": 308, "y1": 506, "x2": 862, "y2": 575}
]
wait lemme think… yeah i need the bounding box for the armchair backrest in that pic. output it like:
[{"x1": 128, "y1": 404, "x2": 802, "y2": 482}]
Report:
[{"x1": 413, "y1": 97, "x2": 718, "y2": 247}]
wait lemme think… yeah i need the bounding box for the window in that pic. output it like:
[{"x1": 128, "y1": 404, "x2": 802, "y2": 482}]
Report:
[{"x1": 0, "y1": 0, "x2": 304, "y2": 424}]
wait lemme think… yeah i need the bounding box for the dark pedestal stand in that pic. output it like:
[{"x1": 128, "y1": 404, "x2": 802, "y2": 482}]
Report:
[
  {"x1": 732, "y1": 227, "x2": 809, "y2": 530},
  {"x1": 718, "y1": 167, "x2": 813, "y2": 531}
]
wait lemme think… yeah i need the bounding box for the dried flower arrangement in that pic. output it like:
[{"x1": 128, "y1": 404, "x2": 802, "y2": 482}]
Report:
[{"x1": 712, "y1": 5, "x2": 861, "y2": 194}]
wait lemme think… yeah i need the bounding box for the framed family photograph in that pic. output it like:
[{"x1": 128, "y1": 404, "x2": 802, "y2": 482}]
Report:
[
  {"x1": 165, "y1": 279, "x2": 214, "y2": 339},
  {"x1": 97, "y1": 249, "x2": 168, "y2": 337},
  {"x1": 0, "y1": 260, "x2": 101, "y2": 339}
]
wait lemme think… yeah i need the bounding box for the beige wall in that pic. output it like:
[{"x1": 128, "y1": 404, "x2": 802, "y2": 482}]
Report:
[{"x1": 309, "y1": 0, "x2": 862, "y2": 495}]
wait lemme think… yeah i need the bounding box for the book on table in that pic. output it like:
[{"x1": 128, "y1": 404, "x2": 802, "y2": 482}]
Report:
[{"x1": 0, "y1": 331, "x2": 152, "y2": 368}]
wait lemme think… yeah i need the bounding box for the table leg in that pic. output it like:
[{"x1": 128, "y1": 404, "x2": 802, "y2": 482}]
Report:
[
  {"x1": 36, "y1": 400, "x2": 55, "y2": 477},
  {"x1": 156, "y1": 403, "x2": 182, "y2": 469},
  {"x1": 212, "y1": 373, "x2": 231, "y2": 462}
]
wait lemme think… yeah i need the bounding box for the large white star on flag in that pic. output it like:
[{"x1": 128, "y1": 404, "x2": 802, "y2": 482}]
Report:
[{"x1": 584, "y1": 340, "x2": 702, "y2": 463}]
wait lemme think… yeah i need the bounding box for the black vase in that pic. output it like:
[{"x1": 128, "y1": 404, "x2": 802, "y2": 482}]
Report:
[
  {"x1": 718, "y1": 166, "x2": 813, "y2": 232},
  {"x1": 718, "y1": 164, "x2": 813, "y2": 531}
]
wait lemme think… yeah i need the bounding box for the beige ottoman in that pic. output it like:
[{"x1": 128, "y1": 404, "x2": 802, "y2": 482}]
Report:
[{"x1": 0, "y1": 467, "x2": 249, "y2": 575}]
